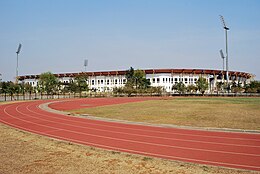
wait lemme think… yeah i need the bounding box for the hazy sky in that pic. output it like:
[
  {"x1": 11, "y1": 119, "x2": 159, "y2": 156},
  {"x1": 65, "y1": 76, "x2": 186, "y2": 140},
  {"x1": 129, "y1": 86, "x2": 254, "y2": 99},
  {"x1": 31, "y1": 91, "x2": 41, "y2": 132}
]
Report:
[{"x1": 1, "y1": 0, "x2": 260, "y2": 81}]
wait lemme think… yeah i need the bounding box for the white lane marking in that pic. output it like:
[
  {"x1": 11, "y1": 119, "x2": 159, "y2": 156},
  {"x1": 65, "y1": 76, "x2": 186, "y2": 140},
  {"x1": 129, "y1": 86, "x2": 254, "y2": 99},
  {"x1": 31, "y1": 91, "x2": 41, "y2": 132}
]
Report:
[
  {"x1": 3, "y1": 100, "x2": 260, "y2": 146},
  {"x1": 22, "y1": 101, "x2": 260, "y2": 148},
  {"x1": 25, "y1": 102, "x2": 260, "y2": 149},
  {"x1": 41, "y1": 101, "x2": 260, "y2": 141},
  {"x1": 0, "y1": 117, "x2": 260, "y2": 171},
  {"x1": 34, "y1": 101, "x2": 260, "y2": 144},
  {"x1": 6, "y1": 103, "x2": 260, "y2": 157}
]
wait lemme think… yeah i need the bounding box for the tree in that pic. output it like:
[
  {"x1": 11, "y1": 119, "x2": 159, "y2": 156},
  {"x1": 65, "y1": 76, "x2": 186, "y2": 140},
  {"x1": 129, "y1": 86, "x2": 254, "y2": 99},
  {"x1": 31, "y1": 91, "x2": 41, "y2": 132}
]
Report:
[
  {"x1": 67, "y1": 81, "x2": 78, "y2": 95},
  {"x1": 232, "y1": 86, "x2": 243, "y2": 93},
  {"x1": 195, "y1": 77, "x2": 209, "y2": 95},
  {"x1": 133, "y1": 70, "x2": 151, "y2": 89},
  {"x1": 24, "y1": 83, "x2": 33, "y2": 93},
  {"x1": 245, "y1": 81, "x2": 260, "y2": 93},
  {"x1": 74, "y1": 74, "x2": 89, "y2": 97},
  {"x1": 18, "y1": 82, "x2": 25, "y2": 99},
  {"x1": 113, "y1": 87, "x2": 125, "y2": 96},
  {"x1": 148, "y1": 86, "x2": 164, "y2": 96},
  {"x1": 0, "y1": 81, "x2": 20, "y2": 100},
  {"x1": 231, "y1": 81, "x2": 243, "y2": 93},
  {"x1": 216, "y1": 82, "x2": 224, "y2": 93},
  {"x1": 23, "y1": 83, "x2": 33, "y2": 99},
  {"x1": 186, "y1": 84, "x2": 197, "y2": 94},
  {"x1": 123, "y1": 67, "x2": 151, "y2": 96},
  {"x1": 38, "y1": 72, "x2": 58, "y2": 95},
  {"x1": 125, "y1": 67, "x2": 135, "y2": 87},
  {"x1": 9, "y1": 82, "x2": 20, "y2": 98},
  {"x1": 0, "y1": 81, "x2": 9, "y2": 94},
  {"x1": 172, "y1": 82, "x2": 186, "y2": 94}
]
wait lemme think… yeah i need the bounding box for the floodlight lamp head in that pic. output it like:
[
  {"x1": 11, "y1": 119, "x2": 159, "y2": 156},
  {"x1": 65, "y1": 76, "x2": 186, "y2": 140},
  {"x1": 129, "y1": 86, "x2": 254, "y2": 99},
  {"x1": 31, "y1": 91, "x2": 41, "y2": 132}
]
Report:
[
  {"x1": 219, "y1": 49, "x2": 225, "y2": 59},
  {"x1": 219, "y1": 15, "x2": 229, "y2": 30},
  {"x1": 84, "y1": 59, "x2": 88, "y2": 67},
  {"x1": 224, "y1": 26, "x2": 229, "y2": 30},
  {"x1": 16, "y1": 43, "x2": 22, "y2": 54}
]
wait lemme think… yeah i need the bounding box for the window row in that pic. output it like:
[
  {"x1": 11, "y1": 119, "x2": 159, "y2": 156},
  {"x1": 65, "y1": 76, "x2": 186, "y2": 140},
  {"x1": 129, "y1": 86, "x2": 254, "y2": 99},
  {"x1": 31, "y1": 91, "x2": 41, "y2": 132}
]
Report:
[
  {"x1": 148, "y1": 77, "x2": 198, "y2": 84},
  {"x1": 91, "y1": 79, "x2": 126, "y2": 85},
  {"x1": 27, "y1": 81, "x2": 37, "y2": 85}
]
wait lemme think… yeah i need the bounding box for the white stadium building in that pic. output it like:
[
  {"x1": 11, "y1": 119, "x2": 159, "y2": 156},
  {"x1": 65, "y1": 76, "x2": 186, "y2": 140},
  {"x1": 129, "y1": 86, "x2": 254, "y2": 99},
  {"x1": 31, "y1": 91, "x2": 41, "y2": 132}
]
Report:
[{"x1": 18, "y1": 69, "x2": 253, "y2": 93}]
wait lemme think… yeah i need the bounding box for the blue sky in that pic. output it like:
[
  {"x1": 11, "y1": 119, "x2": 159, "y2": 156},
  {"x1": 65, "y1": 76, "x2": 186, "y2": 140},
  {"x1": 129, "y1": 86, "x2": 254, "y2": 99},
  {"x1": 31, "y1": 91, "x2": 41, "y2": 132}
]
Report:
[{"x1": 1, "y1": 0, "x2": 260, "y2": 81}]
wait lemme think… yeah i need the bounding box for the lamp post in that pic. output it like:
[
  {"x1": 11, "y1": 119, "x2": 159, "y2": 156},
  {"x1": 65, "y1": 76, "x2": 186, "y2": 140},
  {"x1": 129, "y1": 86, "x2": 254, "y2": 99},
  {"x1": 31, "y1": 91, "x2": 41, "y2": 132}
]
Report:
[
  {"x1": 219, "y1": 15, "x2": 230, "y2": 84},
  {"x1": 16, "y1": 43, "x2": 22, "y2": 83}
]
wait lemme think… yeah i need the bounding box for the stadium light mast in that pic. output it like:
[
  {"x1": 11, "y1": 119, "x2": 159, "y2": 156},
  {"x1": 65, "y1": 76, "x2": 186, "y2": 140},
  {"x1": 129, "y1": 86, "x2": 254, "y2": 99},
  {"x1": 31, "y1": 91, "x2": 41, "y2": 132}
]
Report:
[
  {"x1": 219, "y1": 15, "x2": 229, "y2": 84},
  {"x1": 16, "y1": 43, "x2": 22, "y2": 83}
]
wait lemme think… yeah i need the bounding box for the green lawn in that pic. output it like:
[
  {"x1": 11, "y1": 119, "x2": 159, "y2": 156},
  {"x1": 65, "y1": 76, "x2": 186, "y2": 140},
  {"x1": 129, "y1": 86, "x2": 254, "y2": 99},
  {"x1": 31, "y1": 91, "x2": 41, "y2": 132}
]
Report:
[{"x1": 69, "y1": 97, "x2": 260, "y2": 130}]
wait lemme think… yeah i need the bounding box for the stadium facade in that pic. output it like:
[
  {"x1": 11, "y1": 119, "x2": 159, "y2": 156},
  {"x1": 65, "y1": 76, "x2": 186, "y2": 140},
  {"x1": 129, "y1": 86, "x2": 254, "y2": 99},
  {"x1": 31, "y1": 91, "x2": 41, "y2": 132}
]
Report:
[{"x1": 18, "y1": 69, "x2": 253, "y2": 93}]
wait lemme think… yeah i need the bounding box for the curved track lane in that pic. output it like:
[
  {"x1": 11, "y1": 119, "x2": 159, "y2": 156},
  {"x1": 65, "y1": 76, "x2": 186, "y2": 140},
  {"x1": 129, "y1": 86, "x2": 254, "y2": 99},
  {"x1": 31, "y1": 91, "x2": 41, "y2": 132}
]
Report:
[{"x1": 0, "y1": 99, "x2": 260, "y2": 171}]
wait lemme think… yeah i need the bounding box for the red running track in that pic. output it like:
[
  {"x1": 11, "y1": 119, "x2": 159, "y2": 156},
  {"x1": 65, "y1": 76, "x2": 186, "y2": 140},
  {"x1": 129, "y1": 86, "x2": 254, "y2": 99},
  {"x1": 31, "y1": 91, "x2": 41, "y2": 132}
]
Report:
[
  {"x1": 48, "y1": 97, "x2": 158, "y2": 111},
  {"x1": 0, "y1": 98, "x2": 260, "y2": 171}
]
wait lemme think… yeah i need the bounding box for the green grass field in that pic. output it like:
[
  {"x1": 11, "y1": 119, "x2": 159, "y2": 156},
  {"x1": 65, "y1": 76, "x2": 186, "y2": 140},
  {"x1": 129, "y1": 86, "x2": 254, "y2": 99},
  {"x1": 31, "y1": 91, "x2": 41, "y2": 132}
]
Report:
[{"x1": 69, "y1": 97, "x2": 260, "y2": 130}]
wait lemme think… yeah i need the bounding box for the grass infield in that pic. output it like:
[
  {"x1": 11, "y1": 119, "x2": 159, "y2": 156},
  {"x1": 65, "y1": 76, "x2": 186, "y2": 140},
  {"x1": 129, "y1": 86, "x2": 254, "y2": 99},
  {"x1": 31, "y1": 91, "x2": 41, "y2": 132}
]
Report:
[{"x1": 69, "y1": 97, "x2": 260, "y2": 130}]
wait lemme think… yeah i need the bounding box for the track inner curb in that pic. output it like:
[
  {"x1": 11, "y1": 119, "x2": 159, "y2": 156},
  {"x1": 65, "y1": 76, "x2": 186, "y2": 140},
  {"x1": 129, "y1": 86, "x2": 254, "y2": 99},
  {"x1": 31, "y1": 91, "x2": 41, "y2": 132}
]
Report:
[{"x1": 39, "y1": 99, "x2": 260, "y2": 134}]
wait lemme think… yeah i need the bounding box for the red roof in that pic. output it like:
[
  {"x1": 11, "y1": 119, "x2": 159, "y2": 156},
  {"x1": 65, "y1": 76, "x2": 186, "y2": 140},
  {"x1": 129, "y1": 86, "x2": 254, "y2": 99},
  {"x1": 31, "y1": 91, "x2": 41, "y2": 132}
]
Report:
[{"x1": 18, "y1": 69, "x2": 253, "y2": 80}]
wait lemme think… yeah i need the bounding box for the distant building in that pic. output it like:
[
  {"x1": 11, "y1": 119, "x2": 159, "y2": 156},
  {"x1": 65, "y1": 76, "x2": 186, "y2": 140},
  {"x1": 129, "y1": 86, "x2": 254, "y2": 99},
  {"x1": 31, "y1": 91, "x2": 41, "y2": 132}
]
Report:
[{"x1": 18, "y1": 69, "x2": 253, "y2": 93}]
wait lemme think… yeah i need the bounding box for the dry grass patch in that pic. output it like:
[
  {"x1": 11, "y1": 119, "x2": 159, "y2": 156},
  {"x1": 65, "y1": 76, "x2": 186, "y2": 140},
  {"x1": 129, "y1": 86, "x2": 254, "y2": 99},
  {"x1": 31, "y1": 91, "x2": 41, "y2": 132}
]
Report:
[
  {"x1": 69, "y1": 97, "x2": 260, "y2": 130},
  {"x1": 0, "y1": 123, "x2": 257, "y2": 174},
  {"x1": 0, "y1": 100, "x2": 27, "y2": 105}
]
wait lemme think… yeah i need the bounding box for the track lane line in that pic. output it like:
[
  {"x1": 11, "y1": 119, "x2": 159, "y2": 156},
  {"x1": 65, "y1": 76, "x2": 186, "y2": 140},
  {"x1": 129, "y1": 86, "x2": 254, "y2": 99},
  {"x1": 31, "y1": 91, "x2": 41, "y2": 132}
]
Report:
[
  {"x1": 1, "y1": 100, "x2": 260, "y2": 171},
  {"x1": 30, "y1": 102, "x2": 260, "y2": 147},
  {"x1": 0, "y1": 117, "x2": 259, "y2": 171},
  {"x1": 6, "y1": 102, "x2": 260, "y2": 169},
  {"x1": 12, "y1": 104, "x2": 260, "y2": 157},
  {"x1": 19, "y1": 102, "x2": 260, "y2": 155},
  {"x1": 35, "y1": 102, "x2": 260, "y2": 142},
  {"x1": 46, "y1": 99, "x2": 260, "y2": 139}
]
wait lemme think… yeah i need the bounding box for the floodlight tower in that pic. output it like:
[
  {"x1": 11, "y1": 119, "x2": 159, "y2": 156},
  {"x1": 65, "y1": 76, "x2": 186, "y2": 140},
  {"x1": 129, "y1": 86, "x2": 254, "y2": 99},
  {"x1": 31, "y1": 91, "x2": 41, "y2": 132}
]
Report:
[
  {"x1": 220, "y1": 15, "x2": 229, "y2": 84},
  {"x1": 16, "y1": 43, "x2": 22, "y2": 83}
]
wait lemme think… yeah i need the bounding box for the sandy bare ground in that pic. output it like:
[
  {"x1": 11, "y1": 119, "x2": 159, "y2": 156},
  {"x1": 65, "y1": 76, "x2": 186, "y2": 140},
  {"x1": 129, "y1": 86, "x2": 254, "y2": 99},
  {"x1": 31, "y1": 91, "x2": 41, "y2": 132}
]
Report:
[{"x1": 0, "y1": 123, "x2": 258, "y2": 174}]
